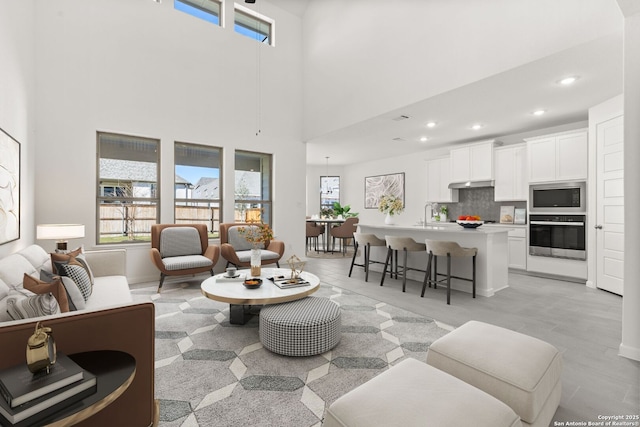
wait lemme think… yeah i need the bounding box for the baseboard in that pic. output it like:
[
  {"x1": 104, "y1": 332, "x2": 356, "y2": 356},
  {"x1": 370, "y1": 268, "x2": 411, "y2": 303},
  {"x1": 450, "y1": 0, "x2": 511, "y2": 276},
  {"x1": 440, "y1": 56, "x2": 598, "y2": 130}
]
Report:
[{"x1": 619, "y1": 343, "x2": 640, "y2": 361}]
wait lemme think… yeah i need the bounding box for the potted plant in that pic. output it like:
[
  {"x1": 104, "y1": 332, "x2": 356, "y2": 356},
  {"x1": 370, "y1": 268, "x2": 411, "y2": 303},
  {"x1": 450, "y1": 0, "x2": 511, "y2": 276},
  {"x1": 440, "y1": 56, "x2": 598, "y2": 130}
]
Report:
[
  {"x1": 378, "y1": 195, "x2": 404, "y2": 225},
  {"x1": 332, "y1": 202, "x2": 358, "y2": 219},
  {"x1": 440, "y1": 205, "x2": 448, "y2": 222}
]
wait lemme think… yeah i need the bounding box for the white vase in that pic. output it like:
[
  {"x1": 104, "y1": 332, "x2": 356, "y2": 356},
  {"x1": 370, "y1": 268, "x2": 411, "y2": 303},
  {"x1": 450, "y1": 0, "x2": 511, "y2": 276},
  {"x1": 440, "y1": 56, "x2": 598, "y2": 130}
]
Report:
[
  {"x1": 440, "y1": 213, "x2": 447, "y2": 222},
  {"x1": 384, "y1": 213, "x2": 394, "y2": 225},
  {"x1": 250, "y1": 248, "x2": 262, "y2": 276}
]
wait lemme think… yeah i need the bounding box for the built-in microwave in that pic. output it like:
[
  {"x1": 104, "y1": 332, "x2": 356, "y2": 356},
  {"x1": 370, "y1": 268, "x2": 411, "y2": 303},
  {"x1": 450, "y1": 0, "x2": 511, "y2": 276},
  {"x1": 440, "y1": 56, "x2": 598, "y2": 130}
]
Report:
[{"x1": 529, "y1": 182, "x2": 586, "y2": 213}]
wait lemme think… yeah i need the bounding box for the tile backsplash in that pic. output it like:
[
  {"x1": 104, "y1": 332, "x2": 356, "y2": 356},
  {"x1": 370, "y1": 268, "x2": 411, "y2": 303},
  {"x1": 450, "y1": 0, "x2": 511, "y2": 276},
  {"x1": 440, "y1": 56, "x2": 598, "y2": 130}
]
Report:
[{"x1": 439, "y1": 188, "x2": 526, "y2": 222}]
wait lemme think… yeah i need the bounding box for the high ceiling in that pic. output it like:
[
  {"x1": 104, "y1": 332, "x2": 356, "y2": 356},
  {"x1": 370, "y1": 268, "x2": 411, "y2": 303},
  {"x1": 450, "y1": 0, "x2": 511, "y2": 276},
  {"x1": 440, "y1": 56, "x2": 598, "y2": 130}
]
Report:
[
  {"x1": 268, "y1": 0, "x2": 624, "y2": 166},
  {"x1": 305, "y1": 32, "x2": 623, "y2": 165}
]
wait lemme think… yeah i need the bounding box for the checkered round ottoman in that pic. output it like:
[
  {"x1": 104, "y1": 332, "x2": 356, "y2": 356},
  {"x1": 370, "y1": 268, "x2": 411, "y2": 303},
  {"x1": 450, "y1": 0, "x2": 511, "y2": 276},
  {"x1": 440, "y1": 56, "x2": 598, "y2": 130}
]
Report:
[{"x1": 259, "y1": 297, "x2": 341, "y2": 356}]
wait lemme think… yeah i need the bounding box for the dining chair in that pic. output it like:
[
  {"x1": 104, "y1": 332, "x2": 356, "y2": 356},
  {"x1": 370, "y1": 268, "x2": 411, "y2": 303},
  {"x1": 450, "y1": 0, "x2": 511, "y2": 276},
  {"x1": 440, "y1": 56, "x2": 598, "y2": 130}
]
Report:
[{"x1": 330, "y1": 217, "x2": 359, "y2": 255}]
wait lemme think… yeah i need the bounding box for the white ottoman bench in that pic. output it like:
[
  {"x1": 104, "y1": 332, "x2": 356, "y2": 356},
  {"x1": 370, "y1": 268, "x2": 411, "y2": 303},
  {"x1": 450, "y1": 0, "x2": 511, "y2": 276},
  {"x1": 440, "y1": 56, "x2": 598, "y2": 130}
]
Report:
[
  {"x1": 426, "y1": 320, "x2": 563, "y2": 427},
  {"x1": 259, "y1": 297, "x2": 341, "y2": 356},
  {"x1": 323, "y1": 358, "x2": 522, "y2": 427}
]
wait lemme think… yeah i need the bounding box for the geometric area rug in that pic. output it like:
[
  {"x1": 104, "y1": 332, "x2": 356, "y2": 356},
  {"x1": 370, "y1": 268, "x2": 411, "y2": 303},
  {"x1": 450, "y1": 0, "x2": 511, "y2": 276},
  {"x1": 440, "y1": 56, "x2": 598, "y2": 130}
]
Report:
[{"x1": 131, "y1": 279, "x2": 453, "y2": 427}]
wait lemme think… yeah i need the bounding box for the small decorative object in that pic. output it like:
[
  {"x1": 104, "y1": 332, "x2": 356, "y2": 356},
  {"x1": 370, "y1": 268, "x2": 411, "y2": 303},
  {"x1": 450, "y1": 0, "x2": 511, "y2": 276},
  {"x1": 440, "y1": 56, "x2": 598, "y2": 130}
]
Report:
[
  {"x1": 238, "y1": 217, "x2": 274, "y2": 277},
  {"x1": 320, "y1": 207, "x2": 334, "y2": 219},
  {"x1": 514, "y1": 208, "x2": 526, "y2": 225},
  {"x1": 243, "y1": 278, "x2": 263, "y2": 289},
  {"x1": 379, "y1": 194, "x2": 404, "y2": 225},
  {"x1": 440, "y1": 205, "x2": 448, "y2": 222},
  {"x1": 456, "y1": 215, "x2": 484, "y2": 229},
  {"x1": 250, "y1": 248, "x2": 262, "y2": 277},
  {"x1": 26, "y1": 322, "x2": 56, "y2": 374},
  {"x1": 500, "y1": 206, "x2": 515, "y2": 224},
  {"x1": 287, "y1": 255, "x2": 306, "y2": 279}
]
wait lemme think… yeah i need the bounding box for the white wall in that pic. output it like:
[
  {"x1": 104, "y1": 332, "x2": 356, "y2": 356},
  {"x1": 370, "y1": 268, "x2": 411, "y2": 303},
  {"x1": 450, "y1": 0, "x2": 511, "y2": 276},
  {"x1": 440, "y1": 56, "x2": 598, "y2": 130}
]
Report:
[
  {"x1": 32, "y1": 0, "x2": 304, "y2": 283},
  {"x1": 621, "y1": 9, "x2": 640, "y2": 361},
  {"x1": 302, "y1": 0, "x2": 623, "y2": 140},
  {"x1": 0, "y1": 0, "x2": 36, "y2": 258}
]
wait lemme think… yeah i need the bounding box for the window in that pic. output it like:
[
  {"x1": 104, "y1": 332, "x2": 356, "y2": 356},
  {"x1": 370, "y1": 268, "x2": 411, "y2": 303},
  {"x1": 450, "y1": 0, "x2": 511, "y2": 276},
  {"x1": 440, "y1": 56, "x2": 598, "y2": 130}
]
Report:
[
  {"x1": 175, "y1": 0, "x2": 222, "y2": 26},
  {"x1": 234, "y1": 150, "x2": 272, "y2": 224},
  {"x1": 97, "y1": 132, "x2": 160, "y2": 244},
  {"x1": 320, "y1": 176, "x2": 340, "y2": 211},
  {"x1": 175, "y1": 142, "x2": 222, "y2": 237},
  {"x1": 234, "y1": 4, "x2": 274, "y2": 45}
]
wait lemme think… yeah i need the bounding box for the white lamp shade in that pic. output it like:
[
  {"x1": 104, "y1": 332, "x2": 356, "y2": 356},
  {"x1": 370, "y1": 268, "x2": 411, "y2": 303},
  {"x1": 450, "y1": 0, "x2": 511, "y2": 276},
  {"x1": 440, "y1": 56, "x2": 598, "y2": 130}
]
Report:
[{"x1": 37, "y1": 224, "x2": 85, "y2": 240}]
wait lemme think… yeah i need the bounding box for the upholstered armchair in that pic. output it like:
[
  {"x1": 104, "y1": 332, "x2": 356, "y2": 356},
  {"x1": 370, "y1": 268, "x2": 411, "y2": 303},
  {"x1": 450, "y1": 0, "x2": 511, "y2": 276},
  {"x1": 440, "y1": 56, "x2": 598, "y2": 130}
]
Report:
[
  {"x1": 150, "y1": 224, "x2": 220, "y2": 292},
  {"x1": 219, "y1": 223, "x2": 285, "y2": 269}
]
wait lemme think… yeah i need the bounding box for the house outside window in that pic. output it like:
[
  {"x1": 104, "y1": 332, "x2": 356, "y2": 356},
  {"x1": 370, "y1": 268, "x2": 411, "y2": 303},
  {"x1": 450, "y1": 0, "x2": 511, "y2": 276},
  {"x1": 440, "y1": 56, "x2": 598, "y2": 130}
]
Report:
[
  {"x1": 234, "y1": 150, "x2": 271, "y2": 224},
  {"x1": 234, "y1": 4, "x2": 274, "y2": 45},
  {"x1": 175, "y1": 142, "x2": 222, "y2": 237},
  {"x1": 97, "y1": 132, "x2": 160, "y2": 244}
]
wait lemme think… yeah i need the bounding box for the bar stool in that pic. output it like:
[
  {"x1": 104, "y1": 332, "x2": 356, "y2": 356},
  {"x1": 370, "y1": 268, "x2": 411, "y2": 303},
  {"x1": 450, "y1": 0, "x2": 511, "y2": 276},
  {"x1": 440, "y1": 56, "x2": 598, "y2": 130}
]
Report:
[
  {"x1": 349, "y1": 233, "x2": 386, "y2": 282},
  {"x1": 380, "y1": 236, "x2": 427, "y2": 292},
  {"x1": 422, "y1": 240, "x2": 477, "y2": 305}
]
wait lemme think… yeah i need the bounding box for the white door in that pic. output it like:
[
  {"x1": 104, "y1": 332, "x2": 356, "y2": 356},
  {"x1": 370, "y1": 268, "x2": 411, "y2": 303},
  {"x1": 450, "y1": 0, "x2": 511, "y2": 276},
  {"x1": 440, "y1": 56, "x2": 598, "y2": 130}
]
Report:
[{"x1": 596, "y1": 115, "x2": 624, "y2": 295}]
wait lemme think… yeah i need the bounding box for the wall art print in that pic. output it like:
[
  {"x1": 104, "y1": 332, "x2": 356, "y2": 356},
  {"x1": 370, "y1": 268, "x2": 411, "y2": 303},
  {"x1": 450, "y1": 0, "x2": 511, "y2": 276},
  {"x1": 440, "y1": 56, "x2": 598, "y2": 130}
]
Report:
[
  {"x1": 0, "y1": 127, "x2": 20, "y2": 245},
  {"x1": 365, "y1": 172, "x2": 404, "y2": 209}
]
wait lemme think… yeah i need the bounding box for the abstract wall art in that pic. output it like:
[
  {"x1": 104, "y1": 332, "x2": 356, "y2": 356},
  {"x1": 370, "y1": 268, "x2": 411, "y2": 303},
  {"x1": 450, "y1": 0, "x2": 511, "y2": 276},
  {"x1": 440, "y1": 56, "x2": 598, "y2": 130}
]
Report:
[
  {"x1": 364, "y1": 172, "x2": 404, "y2": 209},
  {"x1": 0, "y1": 127, "x2": 20, "y2": 245}
]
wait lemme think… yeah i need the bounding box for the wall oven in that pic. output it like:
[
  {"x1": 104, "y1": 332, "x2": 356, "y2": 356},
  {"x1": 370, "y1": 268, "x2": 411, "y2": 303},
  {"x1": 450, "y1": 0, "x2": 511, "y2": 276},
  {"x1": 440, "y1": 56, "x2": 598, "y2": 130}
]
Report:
[
  {"x1": 529, "y1": 214, "x2": 586, "y2": 260},
  {"x1": 529, "y1": 182, "x2": 586, "y2": 213}
]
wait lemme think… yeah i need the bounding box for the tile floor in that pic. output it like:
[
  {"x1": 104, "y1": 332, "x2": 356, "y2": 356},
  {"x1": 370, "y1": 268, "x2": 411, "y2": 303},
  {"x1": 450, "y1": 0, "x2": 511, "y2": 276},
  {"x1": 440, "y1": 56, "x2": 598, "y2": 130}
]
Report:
[{"x1": 303, "y1": 254, "x2": 640, "y2": 425}]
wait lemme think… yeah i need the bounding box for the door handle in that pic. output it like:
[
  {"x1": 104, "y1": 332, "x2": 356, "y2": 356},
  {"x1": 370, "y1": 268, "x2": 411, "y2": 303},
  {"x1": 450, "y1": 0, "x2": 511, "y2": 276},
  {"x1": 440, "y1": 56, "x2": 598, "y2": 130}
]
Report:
[{"x1": 594, "y1": 225, "x2": 603, "y2": 229}]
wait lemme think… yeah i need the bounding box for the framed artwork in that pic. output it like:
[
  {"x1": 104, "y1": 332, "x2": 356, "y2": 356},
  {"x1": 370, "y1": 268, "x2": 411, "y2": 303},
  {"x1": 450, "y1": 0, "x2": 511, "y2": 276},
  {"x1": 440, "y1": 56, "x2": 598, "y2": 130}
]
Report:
[
  {"x1": 500, "y1": 206, "x2": 515, "y2": 224},
  {"x1": 365, "y1": 172, "x2": 404, "y2": 209},
  {"x1": 0, "y1": 127, "x2": 20, "y2": 245}
]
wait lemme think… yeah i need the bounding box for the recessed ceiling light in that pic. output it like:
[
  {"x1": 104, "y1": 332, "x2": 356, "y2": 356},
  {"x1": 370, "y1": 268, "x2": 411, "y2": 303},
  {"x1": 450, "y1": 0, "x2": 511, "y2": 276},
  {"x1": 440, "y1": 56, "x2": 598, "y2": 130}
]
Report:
[
  {"x1": 559, "y1": 76, "x2": 579, "y2": 85},
  {"x1": 471, "y1": 124, "x2": 483, "y2": 130},
  {"x1": 426, "y1": 122, "x2": 437, "y2": 128},
  {"x1": 532, "y1": 109, "x2": 546, "y2": 116},
  {"x1": 420, "y1": 136, "x2": 428, "y2": 142}
]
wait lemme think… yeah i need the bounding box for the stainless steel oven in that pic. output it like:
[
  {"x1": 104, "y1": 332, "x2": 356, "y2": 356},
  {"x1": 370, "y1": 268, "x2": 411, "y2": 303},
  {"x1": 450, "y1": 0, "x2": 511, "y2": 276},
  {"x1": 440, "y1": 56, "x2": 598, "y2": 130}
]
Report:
[
  {"x1": 529, "y1": 182, "x2": 586, "y2": 213},
  {"x1": 529, "y1": 214, "x2": 586, "y2": 260}
]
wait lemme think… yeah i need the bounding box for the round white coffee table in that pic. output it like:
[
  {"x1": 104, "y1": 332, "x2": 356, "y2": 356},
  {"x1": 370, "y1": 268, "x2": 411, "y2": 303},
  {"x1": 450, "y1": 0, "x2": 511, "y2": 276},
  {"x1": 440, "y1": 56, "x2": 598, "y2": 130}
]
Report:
[{"x1": 201, "y1": 268, "x2": 320, "y2": 324}]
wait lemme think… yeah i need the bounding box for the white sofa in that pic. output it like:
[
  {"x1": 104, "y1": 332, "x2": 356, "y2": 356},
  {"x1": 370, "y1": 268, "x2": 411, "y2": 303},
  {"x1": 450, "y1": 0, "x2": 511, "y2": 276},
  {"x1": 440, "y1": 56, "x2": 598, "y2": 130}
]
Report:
[{"x1": 0, "y1": 244, "x2": 131, "y2": 323}]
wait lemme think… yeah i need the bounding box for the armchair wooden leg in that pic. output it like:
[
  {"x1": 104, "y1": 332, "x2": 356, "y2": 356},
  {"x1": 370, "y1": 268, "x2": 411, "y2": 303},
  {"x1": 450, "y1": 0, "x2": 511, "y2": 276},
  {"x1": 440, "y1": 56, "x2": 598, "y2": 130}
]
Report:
[{"x1": 157, "y1": 273, "x2": 166, "y2": 293}]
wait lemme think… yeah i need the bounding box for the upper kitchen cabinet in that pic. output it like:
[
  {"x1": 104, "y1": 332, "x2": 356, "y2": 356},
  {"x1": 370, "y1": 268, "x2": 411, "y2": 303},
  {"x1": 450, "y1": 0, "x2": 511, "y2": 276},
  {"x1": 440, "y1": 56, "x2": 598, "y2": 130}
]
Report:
[
  {"x1": 449, "y1": 140, "x2": 494, "y2": 184},
  {"x1": 494, "y1": 143, "x2": 527, "y2": 201},
  {"x1": 426, "y1": 156, "x2": 459, "y2": 202},
  {"x1": 526, "y1": 130, "x2": 588, "y2": 183}
]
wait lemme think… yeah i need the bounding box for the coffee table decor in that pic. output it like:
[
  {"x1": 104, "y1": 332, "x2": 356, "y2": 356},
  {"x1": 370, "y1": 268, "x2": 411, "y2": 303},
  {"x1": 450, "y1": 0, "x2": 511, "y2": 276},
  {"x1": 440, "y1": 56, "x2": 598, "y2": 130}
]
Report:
[{"x1": 286, "y1": 255, "x2": 306, "y2": 279}]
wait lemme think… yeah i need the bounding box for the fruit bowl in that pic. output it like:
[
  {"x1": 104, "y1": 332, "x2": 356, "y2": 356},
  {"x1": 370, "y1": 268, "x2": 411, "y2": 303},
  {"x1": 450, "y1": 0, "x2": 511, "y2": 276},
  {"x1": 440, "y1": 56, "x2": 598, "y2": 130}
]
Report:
[
  {"x1": 243, "y1": 278, "x2": 263, "y2": 289},
  {"x1": 456, "y1": 220, "x2": 484, "y2": 229}
]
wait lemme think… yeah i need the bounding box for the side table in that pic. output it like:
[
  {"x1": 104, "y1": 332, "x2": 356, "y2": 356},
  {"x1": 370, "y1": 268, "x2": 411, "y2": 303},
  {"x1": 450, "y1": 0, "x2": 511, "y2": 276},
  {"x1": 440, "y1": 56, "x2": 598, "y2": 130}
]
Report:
[{"x1": 32, "y1": 350, "x2": 136, "y2": 427}]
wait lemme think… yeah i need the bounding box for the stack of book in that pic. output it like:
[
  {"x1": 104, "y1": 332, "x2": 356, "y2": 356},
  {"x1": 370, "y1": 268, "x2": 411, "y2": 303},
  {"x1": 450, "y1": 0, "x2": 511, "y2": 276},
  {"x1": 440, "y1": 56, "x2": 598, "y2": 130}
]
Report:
[
  {"x1": 270, "y1": 276, "x2": 310, "y2": 289},
  {"x1": 0, "y1": 354, "x2": 97, "y2": 426}
]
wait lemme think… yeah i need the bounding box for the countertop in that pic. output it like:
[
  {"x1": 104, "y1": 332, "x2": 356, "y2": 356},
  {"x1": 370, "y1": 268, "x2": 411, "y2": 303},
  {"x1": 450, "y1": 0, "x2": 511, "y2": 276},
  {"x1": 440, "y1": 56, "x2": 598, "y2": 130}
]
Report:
[
  {"x1": 425, "y1": 222, "x2": 527, "y2": 229},
  {"x1": 359, "y1": 223, "x2": 510, "y2": 234}
]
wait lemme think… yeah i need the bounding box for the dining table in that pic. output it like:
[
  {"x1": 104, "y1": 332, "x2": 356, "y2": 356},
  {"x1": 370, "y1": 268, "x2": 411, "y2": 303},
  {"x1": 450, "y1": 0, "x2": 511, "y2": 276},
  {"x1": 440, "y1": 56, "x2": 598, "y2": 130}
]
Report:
[{"x1": 306, "y1": 217, "x2": 345, "y2": 252}]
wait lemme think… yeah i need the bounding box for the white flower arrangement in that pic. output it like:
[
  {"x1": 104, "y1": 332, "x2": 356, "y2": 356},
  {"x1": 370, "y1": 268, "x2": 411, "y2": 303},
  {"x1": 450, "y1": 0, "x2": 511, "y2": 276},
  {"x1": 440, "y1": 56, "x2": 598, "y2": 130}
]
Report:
[{"x1": 378, "y1": 195, "x2": 404, "y2": 215}]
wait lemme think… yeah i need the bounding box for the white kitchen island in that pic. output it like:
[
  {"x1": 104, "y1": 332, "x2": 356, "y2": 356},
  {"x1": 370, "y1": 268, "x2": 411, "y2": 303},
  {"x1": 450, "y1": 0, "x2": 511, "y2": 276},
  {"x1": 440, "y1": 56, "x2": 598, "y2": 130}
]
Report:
[{"x1": 357, "y1": 223, "x2": 510, "y2": 297}]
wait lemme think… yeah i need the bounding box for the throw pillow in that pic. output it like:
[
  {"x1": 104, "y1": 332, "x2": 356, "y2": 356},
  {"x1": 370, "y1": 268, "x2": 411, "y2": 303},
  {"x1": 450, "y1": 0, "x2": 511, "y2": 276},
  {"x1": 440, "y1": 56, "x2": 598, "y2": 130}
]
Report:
[
  {"x1": 6, "y1": 290, "x2": 61, "y2": 320},
  {"x1": 51, "y1": 247, "x2": 95, "y2": 282},
  {"x1": 40, "y1": 270, "x2": 85, "y2": 311},
  {"x1": 23, "y1": 273, "x2": 70, "y2": 313},
  {"x1": 57, "y1": 263, "x2": 92, "y2": 302}
]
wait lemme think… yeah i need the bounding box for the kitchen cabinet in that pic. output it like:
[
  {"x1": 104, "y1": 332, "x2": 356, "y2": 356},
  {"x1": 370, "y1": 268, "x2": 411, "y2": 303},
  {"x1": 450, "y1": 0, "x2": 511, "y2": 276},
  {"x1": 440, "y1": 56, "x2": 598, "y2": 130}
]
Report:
[
  {"x1": 449, "y1": 140, "x2": 494, "y2": 184},
  {"x1": 507, "y1": 227, "x2": 527, "y2": 270},
  {"x1": 494, "y1": 144, "x2": 527, "y2": 201},
  {"x1": 426, "y1": 157, "x2": 459, "y2": 203},
  {"x1": 526, "y1": 130, "x2": 587, "y2": 183}
]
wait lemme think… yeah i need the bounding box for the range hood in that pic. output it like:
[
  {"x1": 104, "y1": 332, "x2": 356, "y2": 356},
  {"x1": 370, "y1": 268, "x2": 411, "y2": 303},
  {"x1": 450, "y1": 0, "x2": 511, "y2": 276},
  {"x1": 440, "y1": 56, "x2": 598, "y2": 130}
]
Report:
[{"x1": 448, "y1": 180, "x2": 495, "y2": 189}]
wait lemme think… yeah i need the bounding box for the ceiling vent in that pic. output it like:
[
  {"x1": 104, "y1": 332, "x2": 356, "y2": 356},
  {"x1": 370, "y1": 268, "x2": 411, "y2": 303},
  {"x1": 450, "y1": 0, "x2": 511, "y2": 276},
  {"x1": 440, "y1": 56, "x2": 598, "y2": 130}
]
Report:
[
  {"x1": 392, "y1": 137, "x2": 406, "y2": 142},
  {"x1": 392, "y1": 115, "x2": 410, "y2": 121}
]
